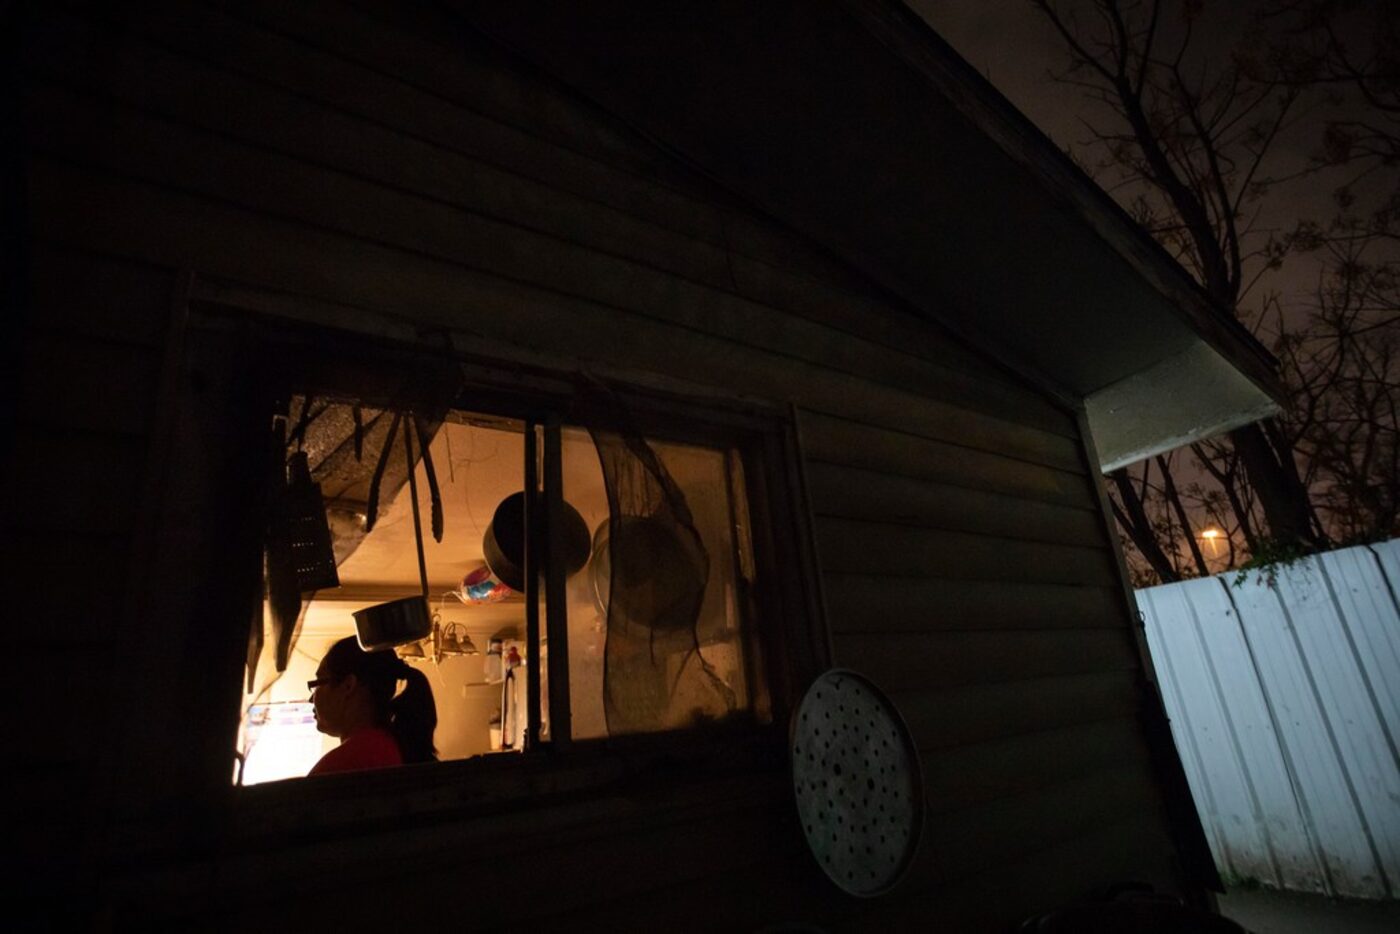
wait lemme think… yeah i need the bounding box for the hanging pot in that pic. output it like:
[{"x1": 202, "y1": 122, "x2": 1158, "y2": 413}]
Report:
[
  {"x1": 482, "y1": 491, "x2": 591, "y2": 591},
  {"x1": 353, "y1": 595, "x2": 432, "y2": 651},
  {"x1": 590, "y1": 516, "x2": 707, "y2": 633}
]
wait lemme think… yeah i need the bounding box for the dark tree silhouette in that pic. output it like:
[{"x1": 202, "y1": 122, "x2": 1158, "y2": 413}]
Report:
[{"x1": 1031, "y1": 0, "x2": 1398, "y2": 581}]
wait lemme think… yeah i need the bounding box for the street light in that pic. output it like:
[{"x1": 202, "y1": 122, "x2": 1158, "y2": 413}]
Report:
[{"x1": 1199, "y1": 527, "x2": 1224, "y2": 558}]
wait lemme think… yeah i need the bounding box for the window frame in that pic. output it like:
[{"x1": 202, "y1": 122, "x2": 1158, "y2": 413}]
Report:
[{"x1": 193, "y1": 311, "x2": 830, "y2": 834}]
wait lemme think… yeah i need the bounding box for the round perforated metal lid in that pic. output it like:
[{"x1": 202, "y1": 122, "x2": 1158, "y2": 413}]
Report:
[{"x1": 791, "y1": 669, "x2": 923, "y2": 897}]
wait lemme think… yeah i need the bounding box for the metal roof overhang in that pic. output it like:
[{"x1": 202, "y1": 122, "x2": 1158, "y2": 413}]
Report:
[{"x1": 457, "y1": 0, "x2": 1284, "y2": 471}]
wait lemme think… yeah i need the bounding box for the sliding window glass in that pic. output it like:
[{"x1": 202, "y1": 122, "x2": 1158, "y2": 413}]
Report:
[{"x1": 236, "y1": 394, "x2": 768, "y2": 786}]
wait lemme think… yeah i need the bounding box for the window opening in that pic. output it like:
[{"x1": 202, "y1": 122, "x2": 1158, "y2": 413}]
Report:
[
  {"x1": 565, "y1": 425, "x2": 759, "y2": 737},
  {"x1": 237, "y1": 391, "x2": 767, "y2": 786}
]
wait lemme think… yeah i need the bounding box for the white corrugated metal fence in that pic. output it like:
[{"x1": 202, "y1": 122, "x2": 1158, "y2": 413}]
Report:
[{"x1": 1137, "y1": 539, "x2": 1400, "y2": 899}]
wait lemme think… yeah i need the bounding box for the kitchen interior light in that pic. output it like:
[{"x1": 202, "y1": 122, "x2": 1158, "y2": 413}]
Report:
[
  {"x1": 399, "y1": 597, "x2": 483, "y2": 664},
  {"x1": 397, "y1": 620, "x2": 479, "y2": 663},
  {"x1": 437, "y1": 621, "x2": 479, "y2": 658}
]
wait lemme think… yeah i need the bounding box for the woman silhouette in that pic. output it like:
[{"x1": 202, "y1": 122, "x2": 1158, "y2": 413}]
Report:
[{"x1": 307, "y1": 636, "x2": 437, "y2": 775}]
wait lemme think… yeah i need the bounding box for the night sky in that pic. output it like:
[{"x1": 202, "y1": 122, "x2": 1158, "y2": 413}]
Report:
[{"x1": 909, "y1": 1, "x2": 1385, "y2": 331}]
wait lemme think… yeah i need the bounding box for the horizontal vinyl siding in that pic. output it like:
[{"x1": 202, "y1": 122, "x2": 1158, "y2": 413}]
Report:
[
  {"x1": 113, "y1": 775, "x2": 799, "y2": 928},
  {"x1": 921, "y1": 715, "x2": 1156, "y2": 813},
  {"x1": 25, "y1": 154, "x2": 1077, "y2": 468},
  {"x1": 22, "y1": 2, "x2": 1073, "y2": 436},
  {"x1": 908, "y1": 755, "x2": 1168, "y2": 888},
  {"x1": 832, "y1": 630, "x2": 1141, "y2": 693},
  {"x1": 892, "y1": 670, "x2": 1145, "y2": 750},
  {"x1": 26, "y1": 246, "x2": 173, "y2": 347},
  {"x1": 816, "y1": 519, "x2": 1119, "y2": 585},
  {"x1": 902, "y1": 810, "x2": 1181, "y2": 930},
  {"x1": 19, "y1": 334, "x2": 161, "y2": 439},
  {"x1": 548, "y1": 808, "x2": 1179, "y2": 932},
  {"x1": 803, "y1": 385, "x2": 1156, "y2": 905},
  {"x1": 801, "y1": 411, "x2": 1092, "y2": 506},
  {"x1": 8, "y1": 246, "x2": 169, "y2": 624},
  {"x1": 5, "y1": 248, "x2": 171, "y2": 865},
  {"x1": 13, "y1": 0, "x2": 1180, "y2": 926},
  {"x1": 824, "y1": 578, "x2": 1125, "y2": 632},
  {"x1": 806, "y1": 462, "x2": 1105, "y2": 546},
  {"x1": 3, "y1": 429, "x2": 148, "y2": 535},
  {"x1": 799, "y1": 359, "x2": 1144, "y2": 862}
]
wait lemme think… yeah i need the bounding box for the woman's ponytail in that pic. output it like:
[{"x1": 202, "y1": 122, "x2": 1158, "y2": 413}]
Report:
[
  {"x1": 320, "y1": 637, "x2": 438, "y2": 764},
  {"x1": 389, "y1": 664, "x2": 438, "y2": 764}
]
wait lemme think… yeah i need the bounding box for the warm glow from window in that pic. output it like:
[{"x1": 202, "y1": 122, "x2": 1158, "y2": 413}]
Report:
[
  {"x1": 239, "y1": 702, "x2": 325, "y2": 784},
  {"x1": 237, "y1": 400, "x2": 766, "y2": 785}
]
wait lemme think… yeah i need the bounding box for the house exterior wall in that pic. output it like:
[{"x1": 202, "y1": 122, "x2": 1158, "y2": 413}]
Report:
[{"x1": 9, "y1": 1, "x2": 1196, "y2": 928}]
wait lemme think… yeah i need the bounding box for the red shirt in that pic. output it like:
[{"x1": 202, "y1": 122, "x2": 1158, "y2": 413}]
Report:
[{"x1": 308, "y1": 726, "x2": 403, "y2": 776}]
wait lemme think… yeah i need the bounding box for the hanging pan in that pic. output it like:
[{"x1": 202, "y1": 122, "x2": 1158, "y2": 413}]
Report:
[
  {"x1": 482, "y1": 490, "x2": 590, "y2": 592},
  {"x1": 589, "y1": 516, "x2": 707, "y2": 634}
]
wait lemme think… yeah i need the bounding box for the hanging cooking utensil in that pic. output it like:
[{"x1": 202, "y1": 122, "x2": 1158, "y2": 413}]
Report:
[
  {"x1": 589, "y1": 515, "x2": 706, "y2": 634},
  {"x1": 351, "y1": 403, "x2": 364, "y2": 461},
  {"x1": 791, "y1": 669, "x2": 924, "y2": 897},
  {"x1": 267, "y1": 414, "x2": 343, "y2": 673},
  {"x1": 414, "y1": 414, "x2": 444, "y2": 542},
  {"x1": 482, "y1": 491, "x2": 590, "y2": 592},
  {"x1": 363, "y1": 411, "x2": 402, "y2": 533},
  {"x1": 362, "y1": 411, "x2": 444, "y2": 543},
  {"x1": 280, "y1": 451, "x2": 340, "y2": 593},
  {"x1": 354, "y1": 410, "x2": 433, "y2": 651},
  {"x1": 250, "y1": 415, "x2": 285, "y2": 689}
]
